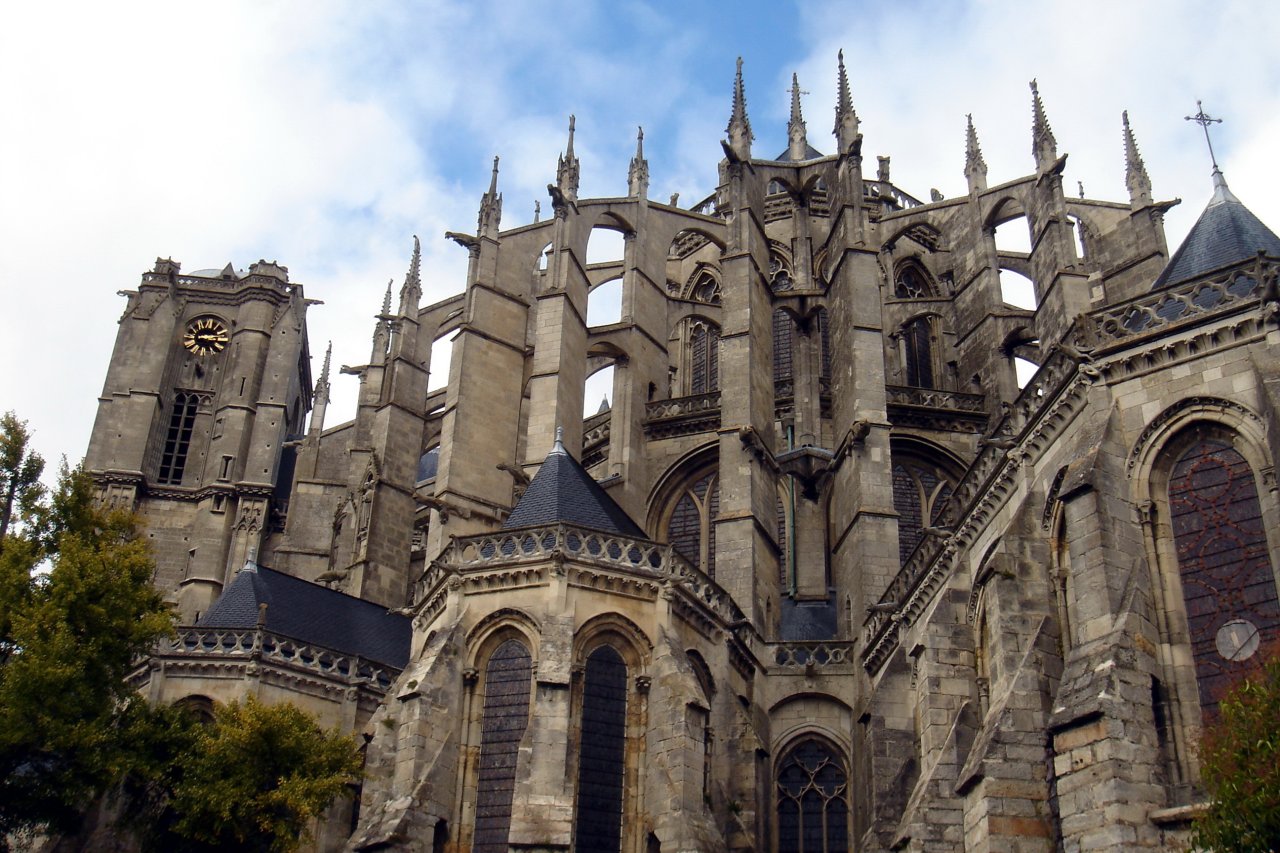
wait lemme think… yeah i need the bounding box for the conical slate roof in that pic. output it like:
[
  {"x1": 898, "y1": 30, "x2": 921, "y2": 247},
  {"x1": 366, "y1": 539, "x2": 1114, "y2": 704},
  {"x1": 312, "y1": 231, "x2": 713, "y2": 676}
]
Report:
[
  {"x1": 197, "y1": 564, "x2": 411, "y2": 668},
  {"x1": 1152, "y1": 170, "x2": 1280, "y2": 289},
  {"x1": 503, "y1": 433, "x2": 644, "y2": 536}
]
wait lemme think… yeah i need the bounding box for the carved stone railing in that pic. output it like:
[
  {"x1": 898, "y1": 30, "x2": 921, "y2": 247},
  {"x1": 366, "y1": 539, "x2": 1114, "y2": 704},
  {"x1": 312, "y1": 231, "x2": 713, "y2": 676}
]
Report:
[
  {"x1": 156, "y1": 627, "x2": 399, "y2": 689},
  {"x1": 862, "y1": 345, "x2": 1085, "y2": 671},
  {"x1": 770, "y1": 641, "x2": 856, "y2": 668},
  {"x1": 865, "y1": 181, "x2": 923, "y2": 211},
  {"x1": 416, "y1": 523, "x2": 745, "y2": 628},
  {"x1": 1092, "y1": 260, "x2": 1269, "y2": 343},
  {"x1": 644, "y1": 391, "x2": 721, "y2": 438},
  {"x1": 885, "y1": 385, "x2": 986, "y2": 413}
]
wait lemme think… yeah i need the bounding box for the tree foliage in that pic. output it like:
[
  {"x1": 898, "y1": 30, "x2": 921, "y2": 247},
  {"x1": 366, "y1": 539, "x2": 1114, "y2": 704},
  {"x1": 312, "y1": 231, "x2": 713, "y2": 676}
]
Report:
[
  {"x1": 0, "y1": 449, "x2": 173, "y2": 843},
  {"x1": 124, "y1": 697, "x2": 362, "y2": 853},
  {"x1": 1192, "y1": 646, "x2": 1280, "y2": 853}
]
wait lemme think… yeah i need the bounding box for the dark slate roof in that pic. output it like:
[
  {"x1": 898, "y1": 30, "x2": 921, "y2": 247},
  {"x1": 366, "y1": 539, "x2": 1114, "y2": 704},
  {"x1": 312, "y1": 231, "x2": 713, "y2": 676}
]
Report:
[
  {"x1": 1152, "y1": 171, "x2": 1280, "y2": 289},
  {"x1": 775, "y1": 141, "x2": 825, "y2": 162},
  {"x1": 503, "y1": 434, "x2": 644, "y2": 536},
  {"x1": 196, "y1": 565, "x2": 411, "y2": 668}
]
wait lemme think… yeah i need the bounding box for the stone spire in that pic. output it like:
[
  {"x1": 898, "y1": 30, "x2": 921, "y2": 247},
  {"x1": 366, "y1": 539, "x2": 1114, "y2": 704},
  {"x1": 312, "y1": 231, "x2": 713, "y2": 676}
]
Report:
[
  {"x1": 724, "y1": 56, "x2": 754, "y2": 161},
  {"x1": 398, "y1": 235, "x2": 422, "y2": 315},
  {"x1": 1030, "y1": 79, "x2": 1058, "y2": 172},
  {"x1": 310, "y1": 341, "x2": 332, "y2": 434},
  {"x1": 478, "y1": 156, "x2": 503, "y2": 239},
  {"x1": 787, "y1": 73, "x2": 809, "y2": 161},
  {"x1": 833, "y1": 49, "x2": 860, "y2": 154},
  {"x1": 555, "y1": 115, "x2": 580, "y2": 206},
  {"x1": 628, "y1": 126, "x2": 649, "y2": 198},
  {"x1": 371, "y1": 279, "x2": 392, "y2": 362},
  {"x1": 1122, "y1": 111, "x2": 1152, "y2": 209},
  {"x1": 964, "y1": 113, "x2": 988, "y2": 193}
]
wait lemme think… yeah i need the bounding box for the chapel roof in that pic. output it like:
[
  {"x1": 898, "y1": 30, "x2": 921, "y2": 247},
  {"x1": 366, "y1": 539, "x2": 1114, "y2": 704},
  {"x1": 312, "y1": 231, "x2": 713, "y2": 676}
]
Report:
[
  {"x1": 1152, "y1": 169, "x2": 1280, "y2": 289},
  {"x1": 196, "y1": 563, "x2": 411, "y2": 668},
  {"x1": 502, "y1": 431, "x2": 645, "y2": 537}
]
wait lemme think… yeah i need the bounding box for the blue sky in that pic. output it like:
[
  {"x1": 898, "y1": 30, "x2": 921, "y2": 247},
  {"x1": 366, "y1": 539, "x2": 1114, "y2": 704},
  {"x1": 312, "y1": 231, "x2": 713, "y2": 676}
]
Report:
[{"x1": 3, "y1": 0, "x2": 1280, "y2": 474}]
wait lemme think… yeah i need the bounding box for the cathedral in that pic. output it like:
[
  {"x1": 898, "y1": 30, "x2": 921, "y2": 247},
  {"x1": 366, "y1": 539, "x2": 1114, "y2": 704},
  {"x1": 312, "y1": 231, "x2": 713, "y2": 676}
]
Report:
[{"x1": 84, "y1": 55, "x2": 1280, "y2": 852}]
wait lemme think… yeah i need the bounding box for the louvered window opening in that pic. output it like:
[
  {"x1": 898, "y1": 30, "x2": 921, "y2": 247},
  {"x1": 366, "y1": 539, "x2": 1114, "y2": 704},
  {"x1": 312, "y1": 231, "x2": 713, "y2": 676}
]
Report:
[
  {"x1": 1168, "y1": 438, "x2": 1280, "y2": 717},
  {"x1": 774, "y1": 309, "x2": 795, "y2": 386},
  {"x1": 776, "y1": 740, "x2": 850, "y2": 853},
  {"x1": 473, "y1": 640, "x2": 533, "y2": 853},
  {"x1": 573, "y1": 646, "x2": 628, "y2": 853},
  {"x1": 158, "y1": 392, "x2": 198, "y2": 484}
]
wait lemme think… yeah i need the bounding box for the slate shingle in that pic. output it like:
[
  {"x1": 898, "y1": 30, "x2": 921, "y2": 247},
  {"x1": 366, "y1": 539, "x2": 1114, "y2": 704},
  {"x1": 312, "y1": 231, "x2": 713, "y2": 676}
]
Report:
[
  {"x1": 503, "y1": 436, "x2": 644, "y2": 537},
  {"x1": 1152, "y1": 173, "x2": 1280, "y2": 289}
]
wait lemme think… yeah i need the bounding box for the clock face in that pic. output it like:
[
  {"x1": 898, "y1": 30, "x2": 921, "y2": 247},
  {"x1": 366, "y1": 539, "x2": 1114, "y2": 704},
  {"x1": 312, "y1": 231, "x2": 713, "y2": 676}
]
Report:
[{"x1": 183, "y1": 318, "x2": 229, "y2": 356}]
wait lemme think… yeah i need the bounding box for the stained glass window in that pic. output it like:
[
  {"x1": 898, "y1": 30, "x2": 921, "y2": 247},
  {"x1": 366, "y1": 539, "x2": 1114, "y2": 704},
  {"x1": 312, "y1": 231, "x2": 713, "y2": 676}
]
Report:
[
  {"x1": 573, "y1": 646, "x2": 628, "y2": 853},
  {"x1": 473, "y1": 640, "x2": 532, "y2": 853},
  {"x1": 776, "y1": 739, "x2": 849, "y2": 853}
]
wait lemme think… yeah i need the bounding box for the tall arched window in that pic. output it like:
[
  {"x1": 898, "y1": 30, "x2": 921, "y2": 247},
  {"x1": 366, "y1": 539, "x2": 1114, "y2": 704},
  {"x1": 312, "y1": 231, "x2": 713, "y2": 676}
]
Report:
[
  {"x1": 573, "y1": 645, "x2": 628, "y2": 853},
  {"x1": 892, "y1": 452, "x2": 956, "y2": 566},
  {"x1": 1167, "y1": 437, "x2": 1280, "y2": 716},
  {"x1": 158, "y1": 391, "x2": 199, "y2": 484},
  {"x1": 689, "y1": 322, "x2": 720, "y2": 394},
  {"x1": 667, "y1": 471, "x2": 719, "y2": 578},
  {"x1": 774, "y1": 309, "x2": 795, "y2": 390},
  {"x1": 901, "y1": 316, "x2": 936, "y2": 389},
  {"x1": 473, "y1": 639, "x2": 533, "y2": 853},
  {"x1": 776, "y1": 739, "x2": 850, "y2": 852}
]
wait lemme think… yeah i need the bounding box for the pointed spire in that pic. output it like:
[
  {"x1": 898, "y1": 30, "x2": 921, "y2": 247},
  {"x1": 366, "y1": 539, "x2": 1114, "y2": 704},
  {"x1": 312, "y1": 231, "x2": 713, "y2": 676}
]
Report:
[
  {"x1": 555, "y1": 115, "x2": 580, "y2": 205},
  {"x1": 310, "y1": 341, "x2": 332, "y2": 434},
  {"x1": 1030, "y1": 79, "x2": 1058, "y2": 172},
  {"x1": 371, "y1": 279, "x2": 392, "y2": 361},
  {"x1": 787, "y1": 73, "x2": 810, "y2": 161},
  {"x1": 628, "y1": 126, "x2": 649, "y2": 198},
  {"x1": 833, "y1": 49, "x2": 860, "y2": 153},
  {"x1": 398, "y1": 235, "x2": 422, "y2": 315},
  {"x1": 725, "y1": 56, "x2": 754, "y2": 161},
  {"x1": 964, "y1": 113, "x2": 988, "y2": 193},
  {"x1": 1122, "y1": 111, "x2": 1152, "y2": 209},
  {"x1": 478, "y1": 156, "x2": 503, "y2": 238}
]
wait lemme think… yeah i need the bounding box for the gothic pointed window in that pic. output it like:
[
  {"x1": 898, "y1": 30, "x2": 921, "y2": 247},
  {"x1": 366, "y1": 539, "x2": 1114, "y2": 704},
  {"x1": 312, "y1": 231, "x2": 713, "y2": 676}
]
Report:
[
  {"x1": 893, "y1": 261, "x2": 933, "y2": 299},
  {"x1": 1167, "y1": 437, "x2": 1280, "y2": 717},
  {"x1": 892, "y1": 451, "x2": 956, "y2": 566},
  {"x1": 776, "y1": 739, "x2": 850, "y2": 852},
  {"x1": 157, "y1": 391, "x2": 199, "y2": 484},
  {"x1": 667, "y1": 471, "x2": 719, "y2": 578},
  {"x1": 902, "y1": 316, "x2": 936, "y2": 388},
  {"x1": 573, "y1": 645, "x2": 628, "y2": 853},
  {"x1": 774, "y1": 309, "x2": 795, "y2": 392},
  {"x1": 690, "y1": 270, "x2": 721, "y2": 305},
  {"x1": 473, "y1": 639, "x2": 533, "y2": 853},
  {"x1": 690, "y1": 322, "x2": 720, "y2": 394}
]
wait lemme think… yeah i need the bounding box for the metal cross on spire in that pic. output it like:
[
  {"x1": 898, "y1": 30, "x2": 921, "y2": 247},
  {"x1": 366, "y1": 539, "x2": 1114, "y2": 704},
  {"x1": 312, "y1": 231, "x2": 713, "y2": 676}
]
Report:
[{"x1": 1185, "y1": 100, "x2": 1223, "y2": 171}]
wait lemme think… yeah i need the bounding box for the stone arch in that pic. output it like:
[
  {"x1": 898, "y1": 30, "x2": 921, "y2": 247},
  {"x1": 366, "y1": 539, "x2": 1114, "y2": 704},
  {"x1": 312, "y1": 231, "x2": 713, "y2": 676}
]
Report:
[
  {"x1": 466, "y1": 607, "x2": 541, "y2": 666},
  {"x1": 891, "y1": 257, "x2": 938, "y2": 299},
  {"x1": 681, "y1": 263, "x2": 722, "y2": 304},
  {"x1": 771, "y1": 728, "x2": 852, "y2": 853},
  {"x1": 174, "y1": 694, "x2": 217, "y2": 724},
  {"x1": 1129, "y1": 400, "x2": 1280, "y2": 799}
]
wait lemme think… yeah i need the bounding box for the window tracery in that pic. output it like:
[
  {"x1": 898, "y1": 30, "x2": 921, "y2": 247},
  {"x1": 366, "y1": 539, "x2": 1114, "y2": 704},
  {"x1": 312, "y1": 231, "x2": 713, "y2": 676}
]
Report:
[
  {"x1": 667, "y1": 471, "x2": 719, "y2": 578},
  {"x1": 892, "y1": 453, "x2": 956, "y2": 566},
  {"x1": 776, "y1": 738, "x2": 850, "y2": 852},
  {"x1": 893, "y1": 261, "x2": 934, "y2": 299},
  {"x1": 689, "y1": 322, "x2": 720, "y2": 394}
]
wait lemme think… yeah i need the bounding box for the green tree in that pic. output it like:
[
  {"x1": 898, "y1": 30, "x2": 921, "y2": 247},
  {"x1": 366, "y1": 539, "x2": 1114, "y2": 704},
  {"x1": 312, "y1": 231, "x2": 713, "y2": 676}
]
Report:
[
  {"x1": 1192, "y1": 647, "x2": 1280, "y2": 853},
  {"x1": 0, "y1": 419, "x2": 173, "y2": 844},
  {"x1": 126, "y1": 697, "x2": 362, "y2": 853}
]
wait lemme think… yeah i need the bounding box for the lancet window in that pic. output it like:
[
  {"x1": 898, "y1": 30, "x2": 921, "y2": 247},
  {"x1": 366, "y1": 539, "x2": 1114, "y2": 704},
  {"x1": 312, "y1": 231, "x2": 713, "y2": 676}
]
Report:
[
  {"x1": 901, "y1": 316, "x2": 937, "y2": 389},
  {"x1": 689, "y1": 322, "x2": 720, "y2": 394},
  {"x1": 572, "y1": 645, "x2": 628, "y2": 853},
  {"x1": 892, "y1": 452, "x2": 956, "y2": 566},
  {"x1": 472, "y1": 639, "x2": 533, "y2": 853}
]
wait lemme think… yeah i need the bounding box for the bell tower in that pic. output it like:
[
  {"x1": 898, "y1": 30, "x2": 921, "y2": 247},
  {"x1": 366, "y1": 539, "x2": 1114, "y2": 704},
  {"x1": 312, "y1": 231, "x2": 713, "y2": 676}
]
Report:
[{"x1": 85, "y1": 258, "x2": 313, "y2": 621}]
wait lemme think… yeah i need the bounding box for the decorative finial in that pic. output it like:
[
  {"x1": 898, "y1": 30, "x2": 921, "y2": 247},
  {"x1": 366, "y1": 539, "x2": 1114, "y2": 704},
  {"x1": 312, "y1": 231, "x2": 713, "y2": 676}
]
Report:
[
  {"x1": 787, "y1": 72, "x2": 809, "y2": 160},
  {"x1": 964, "y1": 113, "x2": 988, "y2": 192},
  {"x1": 555, "y1": 114, "x2": 580, "y2": 208},
  {"x1": 628, "y1": 125, "x2": 649, "y2": 198},
  {"x1": 552, "y1": 425, "x2": 566, "y2": 455},
  {"x1": 725, "y1": 56, "x2": 753, "y2": 160},
  {"x1": 316, "y1": 341, "x2": 332, "y2": 402},
  {"x1": 478, "y1": 155, "x2": 503, "y2": 237},
  {"x1": 398, "y1": 235, "x2": 422, "y2": 313},
  {"x1": 381, "y1": 279, "x2": 393, "y2": 316},
  {"x1": 1030, "y1": 79, "x2": 1058, "y2": 171},
  {"x1": 534, "y1": 199, "x2": 541, "y2": 222},
  {"x1": 1122, "y1": 111, "x2": 1152, "y2": 208},
  {"x1": 243, "y1": 545, "x2": 259, "y2": 574},
  {"x1": 833, "y1": 49, "x2": 860, "y2": 153}
]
